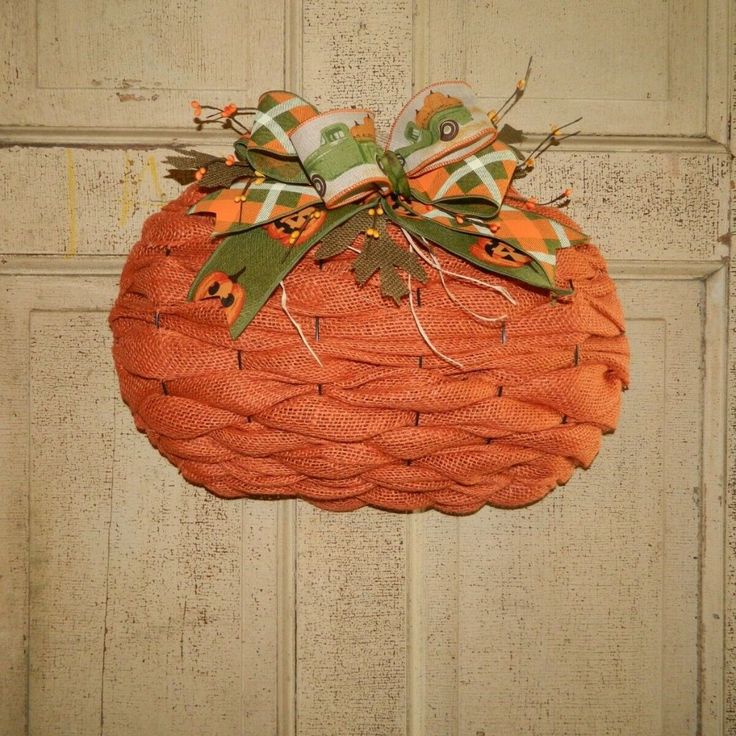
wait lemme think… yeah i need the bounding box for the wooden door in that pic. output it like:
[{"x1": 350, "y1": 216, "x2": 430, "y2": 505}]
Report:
[{"x1": 1, "y1": 1, "x2": 734, "y2": 734}]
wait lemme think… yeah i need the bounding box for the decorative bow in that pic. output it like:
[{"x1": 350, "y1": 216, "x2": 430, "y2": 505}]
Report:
[{"x1": 186, "y1": 82, "x2": 586, "y2": 338}]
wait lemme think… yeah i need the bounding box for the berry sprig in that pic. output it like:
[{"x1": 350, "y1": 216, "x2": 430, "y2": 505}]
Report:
[{"x1": 190, "y1": 100, "x2": 256, "y2": 135}]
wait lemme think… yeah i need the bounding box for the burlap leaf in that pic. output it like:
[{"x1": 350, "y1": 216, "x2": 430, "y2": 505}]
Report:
[
  {"x1": 353, "y1": 235, "x2": 427, "y2": 303},
  {"x1": 166, "y1": 169, "x2": 198, "y2": 185},
  {"x1": 164, "y1": 149, "x2": 219, "y2": 169},
  {"x1": 164, "y1": 149, "x2": 253, "y2": 189},
  {"x1": 313, "y1": 211, "x2": 372, "y2": 261},
  {"x1": 198, "y1": 161, "x2": 254, "y2": 189},
  {"x1": 378, "y1": 264, "x2": 411, "y2": 301},
  {"x1": 497, "y1": 124, "x2": 524, "y2": 144}
]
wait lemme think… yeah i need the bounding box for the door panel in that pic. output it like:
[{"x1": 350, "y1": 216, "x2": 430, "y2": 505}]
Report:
[{"x1": 414, "y1": 280, "x2": 704, "y2": 736}]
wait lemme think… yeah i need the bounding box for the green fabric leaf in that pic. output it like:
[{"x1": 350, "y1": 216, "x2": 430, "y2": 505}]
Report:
[
  {"x1": 353, "y1": 234, "x2": 427, "y2": 303},
  {"x1": 188, "y1": 204, "x2": 364, "y2": 338},
  {"x1": 313, "y1": 211, "x2": 372, "y2": 260},
  {"x1": 384, "y1": 206, "x2": 569, "y2": 294}
]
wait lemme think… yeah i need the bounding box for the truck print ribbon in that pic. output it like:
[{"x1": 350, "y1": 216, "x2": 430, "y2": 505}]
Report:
[{"x1": 185, "y1": 81, "x2": 586, "y2": 338}]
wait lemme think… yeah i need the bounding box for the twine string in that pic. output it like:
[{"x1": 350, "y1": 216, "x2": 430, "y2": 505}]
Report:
[
  {"x1": 280, "y1": 281, "x2": 324, "y2": 367},
  {"x1": 407, "y1": 273, "x2": 465, "y2": 370},
  {"x1": 401, "y1": 228, "x2": 516, "y2": 321}
]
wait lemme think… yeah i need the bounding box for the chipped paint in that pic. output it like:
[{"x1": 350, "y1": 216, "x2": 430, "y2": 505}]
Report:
[
  {"x1": 64, "y1": 149, "x2": 78, "y2": 257},
  {"x1": 116, "y1": 92, "x2": 159, "y2": 103},
  {"x1": 118, "y1": 154, "x2": 136, "y2": 228},
  {"x1": 146, "y1": 154, "x2": 165, "y2": 204}
]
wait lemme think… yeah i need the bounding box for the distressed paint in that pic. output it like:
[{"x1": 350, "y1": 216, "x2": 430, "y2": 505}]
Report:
[
  {"x1": 301, "y1": 0, "x2": 414, "y2": 131},
  {"x1": 1, "y1": 0, "x2": 287, "y2": 128},
  {"x1": 0, "y1": 147, "x2": 221, "y2": 255},
  {"x1": 64, "y1": 148, "x2": 79, "y2": 256},
  {"x1": 414, "y1": 0, "x2": 721, "y2": 136},
  {"x1": 295, "y1": 505, "x2": 408, "y2": 736},
  {"x1": 0, "y1": 277, "x2": 284, "y2": 735},
  {"x1": 414, "y1": 279, "x2": 704, "y2": 735},
  {"x1": 726, "y1": 160, "x2": 736, "y2": 735}
]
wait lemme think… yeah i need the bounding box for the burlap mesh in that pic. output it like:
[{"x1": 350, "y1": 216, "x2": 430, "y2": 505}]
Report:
[{"x1": 109, "y1": 185, "x2": 629, "y2": 514}]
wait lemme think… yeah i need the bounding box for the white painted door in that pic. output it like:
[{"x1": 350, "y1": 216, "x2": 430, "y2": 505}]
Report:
[{"x1": 1, "y1": 1, "x2": 734, "y2": 734}]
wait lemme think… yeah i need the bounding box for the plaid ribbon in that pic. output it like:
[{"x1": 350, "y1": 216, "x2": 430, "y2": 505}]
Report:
[{"x1": 188, "y1": 82, "x2": 587, "y2": 338}]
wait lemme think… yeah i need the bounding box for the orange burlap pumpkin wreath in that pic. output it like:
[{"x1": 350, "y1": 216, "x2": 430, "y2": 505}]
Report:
[{"x1": 110, "y1": 183, "x2": 629, "y2": 514}]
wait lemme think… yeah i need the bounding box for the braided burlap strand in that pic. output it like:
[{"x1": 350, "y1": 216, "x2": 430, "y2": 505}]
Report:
[{"x1": 109, "y1": 185, "x2": 629, "y2": 514}]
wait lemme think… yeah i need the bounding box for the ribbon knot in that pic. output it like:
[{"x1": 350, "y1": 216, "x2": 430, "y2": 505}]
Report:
[{"x1": 188, "y1": 82, "x2": 587, "y2": 338}]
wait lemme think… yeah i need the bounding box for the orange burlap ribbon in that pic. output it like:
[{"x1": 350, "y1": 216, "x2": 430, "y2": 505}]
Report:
[{"x1": 110, "y1": 185, "x2": 629, "y2": 514}]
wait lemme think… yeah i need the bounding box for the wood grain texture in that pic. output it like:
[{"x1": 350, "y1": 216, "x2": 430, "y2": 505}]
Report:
[
  {"x1": 0, "y1": 277, "x2": 284, "y2": 735},
  {"x1": 414, "y1": 0, "x2": 723, "y2": 137},
  {"x1": 1, "y1": 0, "x2": 286, "y2": 128},
  {"x1": 295, "y1": 505, "x2": 407, "y2": 736},
  {"x1": 28, "y1": 312, "x2": 118, "y2": 734},
  {"x1": 0, "y1": 146, "x2": 221, "y2": 256},
  {"x1": 0, "y1": 275, "x2": 116, "y2": 736},
  {"x1": 723, "y1": 18, "x2": 736, "y2": 733},
  {"x1": 726, "y1": 158, "x2": 736, "y2": 734},
  {"x1": 514, "y1": 152, "x2": 731, "y2": 262}
]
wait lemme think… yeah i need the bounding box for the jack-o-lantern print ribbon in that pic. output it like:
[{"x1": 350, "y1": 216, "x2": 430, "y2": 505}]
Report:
[{"x1": 187, "y1": 82, "x2": 587, "y2": 338}]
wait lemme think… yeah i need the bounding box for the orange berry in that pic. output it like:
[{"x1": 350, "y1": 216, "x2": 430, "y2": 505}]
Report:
[
  {"x1": 195, "y1": 167, "x2": 206, "y2": 181},
  {"x1": 225, "y1": 154, "x2": 236, "y2": 167},
  {"x1": 221, "y1": 103, "x2": 237, "y2": 118},
  {"x1": 190, "y1": 100, "x2": 202, "y2": 116}
]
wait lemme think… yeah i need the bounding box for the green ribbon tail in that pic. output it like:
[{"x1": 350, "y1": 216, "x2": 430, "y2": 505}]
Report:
[
  {"x1": 383, "y1": 205, "x2": 567, "y2": 294},
  {"x1": 188, "y1": 203, "x2": 367, "y2": 339}
]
